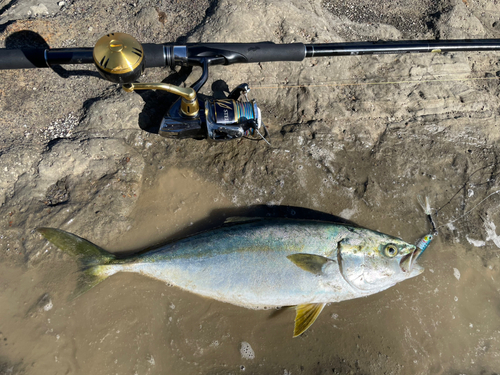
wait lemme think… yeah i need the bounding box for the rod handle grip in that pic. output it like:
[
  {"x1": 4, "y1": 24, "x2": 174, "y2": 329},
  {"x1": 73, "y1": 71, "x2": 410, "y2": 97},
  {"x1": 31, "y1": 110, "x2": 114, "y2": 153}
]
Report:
[
  {"x1": 0, "y1": 49, "x2": 48, "y2": 69},
  {"x1": 186, "y1": 42, "x2": 306, "y2": 64}
]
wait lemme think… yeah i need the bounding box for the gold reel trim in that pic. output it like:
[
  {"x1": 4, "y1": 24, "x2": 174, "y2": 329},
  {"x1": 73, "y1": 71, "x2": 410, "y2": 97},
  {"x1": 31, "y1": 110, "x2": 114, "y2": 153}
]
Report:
[{"x1": 93, "y1": 33, "x2": 144, "y2": 74}]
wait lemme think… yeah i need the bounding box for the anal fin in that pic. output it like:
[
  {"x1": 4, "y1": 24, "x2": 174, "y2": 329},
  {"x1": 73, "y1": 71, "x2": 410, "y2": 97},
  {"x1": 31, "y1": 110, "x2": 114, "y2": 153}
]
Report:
[{"x1": 293, "y1": 303, "x2": 326, "y2": 337}]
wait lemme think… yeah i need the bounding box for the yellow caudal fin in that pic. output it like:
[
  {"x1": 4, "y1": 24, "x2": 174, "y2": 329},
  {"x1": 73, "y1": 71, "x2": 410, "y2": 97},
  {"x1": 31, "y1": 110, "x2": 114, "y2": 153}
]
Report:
[
  {"x1": 293, "y1": 303, "x2": 326, "y2": 337},
  {"x1": 37, "y1": 228, "x2": 117, "y2": 299}
]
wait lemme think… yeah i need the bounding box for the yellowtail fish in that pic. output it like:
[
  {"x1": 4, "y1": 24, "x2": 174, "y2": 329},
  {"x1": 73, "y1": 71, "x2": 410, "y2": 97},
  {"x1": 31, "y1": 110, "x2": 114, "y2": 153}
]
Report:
[{"x1": 37, "y1": 218, "x2": 423, "y2": 337}]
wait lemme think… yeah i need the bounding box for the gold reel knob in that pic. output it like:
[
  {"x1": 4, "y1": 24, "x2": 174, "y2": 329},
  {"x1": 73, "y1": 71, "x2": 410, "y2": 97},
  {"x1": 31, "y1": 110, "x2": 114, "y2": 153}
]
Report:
[{"x1": 93, "y1": 33, "x2": 144, "y2": 84}]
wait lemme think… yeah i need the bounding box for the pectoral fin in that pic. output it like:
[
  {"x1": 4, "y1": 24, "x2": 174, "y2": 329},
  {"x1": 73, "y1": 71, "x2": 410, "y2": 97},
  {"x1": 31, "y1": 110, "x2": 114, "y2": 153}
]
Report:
[
  {"x1": 293, "y1": 303, "x2": 326, "y2": 337},
  {"x1": 287, "y1": 253, "x2": 333, "y2": 275}
]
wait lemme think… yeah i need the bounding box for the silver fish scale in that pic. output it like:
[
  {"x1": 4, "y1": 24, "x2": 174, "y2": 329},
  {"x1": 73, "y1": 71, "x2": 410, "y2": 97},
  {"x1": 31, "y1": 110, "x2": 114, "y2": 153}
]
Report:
[
  {"x1": 110, "y1": 219, "x2": 414, "y2": 309},
  {"x1": 110, "y1": 220, "x2": 352, "y2": 308},
  {"x1": 37, "y1": 220, "x2": 424, "y2": 336}
]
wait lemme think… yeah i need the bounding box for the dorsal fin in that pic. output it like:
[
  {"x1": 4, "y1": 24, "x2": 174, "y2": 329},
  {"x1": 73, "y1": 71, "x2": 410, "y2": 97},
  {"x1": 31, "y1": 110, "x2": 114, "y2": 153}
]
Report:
[
  {"x1": 293, "y1": 303, "x2": 326, "y2": 337},
  {"x1": 224, "y1": 217, "x2": 264, "y2": 224},
  {"x1": 287, "y1": 253, "x2": 333, "y2": 275}
]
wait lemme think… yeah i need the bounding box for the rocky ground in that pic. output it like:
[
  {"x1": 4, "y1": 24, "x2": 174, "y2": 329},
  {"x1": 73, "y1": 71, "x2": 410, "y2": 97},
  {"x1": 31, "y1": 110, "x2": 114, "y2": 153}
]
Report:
[{"x1": 1, "y1": 0, "x2": 500, "y2": 374}]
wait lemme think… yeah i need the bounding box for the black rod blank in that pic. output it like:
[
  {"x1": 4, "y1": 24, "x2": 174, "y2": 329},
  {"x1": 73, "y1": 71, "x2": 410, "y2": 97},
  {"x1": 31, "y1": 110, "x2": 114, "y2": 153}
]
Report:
[
  {"x1": 305, "y1": 40, "x2": 500, "y2": 57},
  {"x1": 3, "y1": 39, "x2": 500, "y2": 70}
]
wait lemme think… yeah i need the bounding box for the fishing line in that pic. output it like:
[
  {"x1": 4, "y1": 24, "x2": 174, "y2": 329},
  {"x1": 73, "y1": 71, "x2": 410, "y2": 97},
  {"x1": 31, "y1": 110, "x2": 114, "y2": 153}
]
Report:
[
  {"x1": 435, "y1": 164, "x2": 498, "y2": 216},
  {"x1": 418, "y1": 164, "x2": 500, "y2": 231},
  {"x1": 435, "y1": 189, "x2": 500, "y2": 229},
  {"x1": 255, "y1": 128, "x2": 272, "y2": 147},
  {"x1": 418, "y1": 195, "x2": 438, "y2": 234},
  {"x1": 248, "y1": 72, "x2": 499, "y2": 91},
  {"x1": 414, "y1": 188, "x2": 500, "y2": 258}
]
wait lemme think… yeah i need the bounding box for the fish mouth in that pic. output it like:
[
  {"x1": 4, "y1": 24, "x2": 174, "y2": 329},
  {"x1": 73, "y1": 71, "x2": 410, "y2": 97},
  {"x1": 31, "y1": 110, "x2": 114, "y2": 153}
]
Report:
[{"x1": 399, "y1": 247, "x2": 422, "y2": 274}]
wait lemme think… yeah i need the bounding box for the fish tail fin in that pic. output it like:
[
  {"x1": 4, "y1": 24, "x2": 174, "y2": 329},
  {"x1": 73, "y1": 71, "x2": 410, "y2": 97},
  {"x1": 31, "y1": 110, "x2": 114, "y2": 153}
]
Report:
[{"x1": 37, "y1": 227, "x2": 118, "y2": 299}]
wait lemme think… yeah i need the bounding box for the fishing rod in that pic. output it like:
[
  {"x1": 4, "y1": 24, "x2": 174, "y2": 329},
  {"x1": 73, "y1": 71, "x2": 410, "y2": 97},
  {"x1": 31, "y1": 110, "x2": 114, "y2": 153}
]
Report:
[{"x1": 2, "y1": 32, "x2": 500, "y2": 141}]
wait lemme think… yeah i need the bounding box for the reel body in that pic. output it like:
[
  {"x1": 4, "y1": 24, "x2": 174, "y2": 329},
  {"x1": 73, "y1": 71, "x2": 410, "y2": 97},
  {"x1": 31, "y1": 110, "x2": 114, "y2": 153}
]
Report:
[
  {"x1": 160, "y1": 94, "x2": 262, "y2": 141},
  {"x1": 93, "y1": 33, "x2": 266, "y2": 142}
]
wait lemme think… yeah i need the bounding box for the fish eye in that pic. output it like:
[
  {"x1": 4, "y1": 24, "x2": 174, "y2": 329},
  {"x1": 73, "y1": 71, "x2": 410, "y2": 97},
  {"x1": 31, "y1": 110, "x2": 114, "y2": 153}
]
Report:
[{"x1": 384, "y1": 244, "x2": 398, "y2": 257}]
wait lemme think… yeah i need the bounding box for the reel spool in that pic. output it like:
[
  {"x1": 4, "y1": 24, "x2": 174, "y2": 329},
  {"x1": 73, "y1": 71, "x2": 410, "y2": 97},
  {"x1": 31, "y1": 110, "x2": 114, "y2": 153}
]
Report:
[{"x1": 205, "y1": 98, "x2": 262, "y2": 140}]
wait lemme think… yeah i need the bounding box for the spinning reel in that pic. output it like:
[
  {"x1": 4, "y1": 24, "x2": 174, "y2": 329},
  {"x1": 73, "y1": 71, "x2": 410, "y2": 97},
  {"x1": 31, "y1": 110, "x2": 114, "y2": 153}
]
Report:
[{"x1": 93, "y1": 33, "x2": 265, "y2": 141}]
